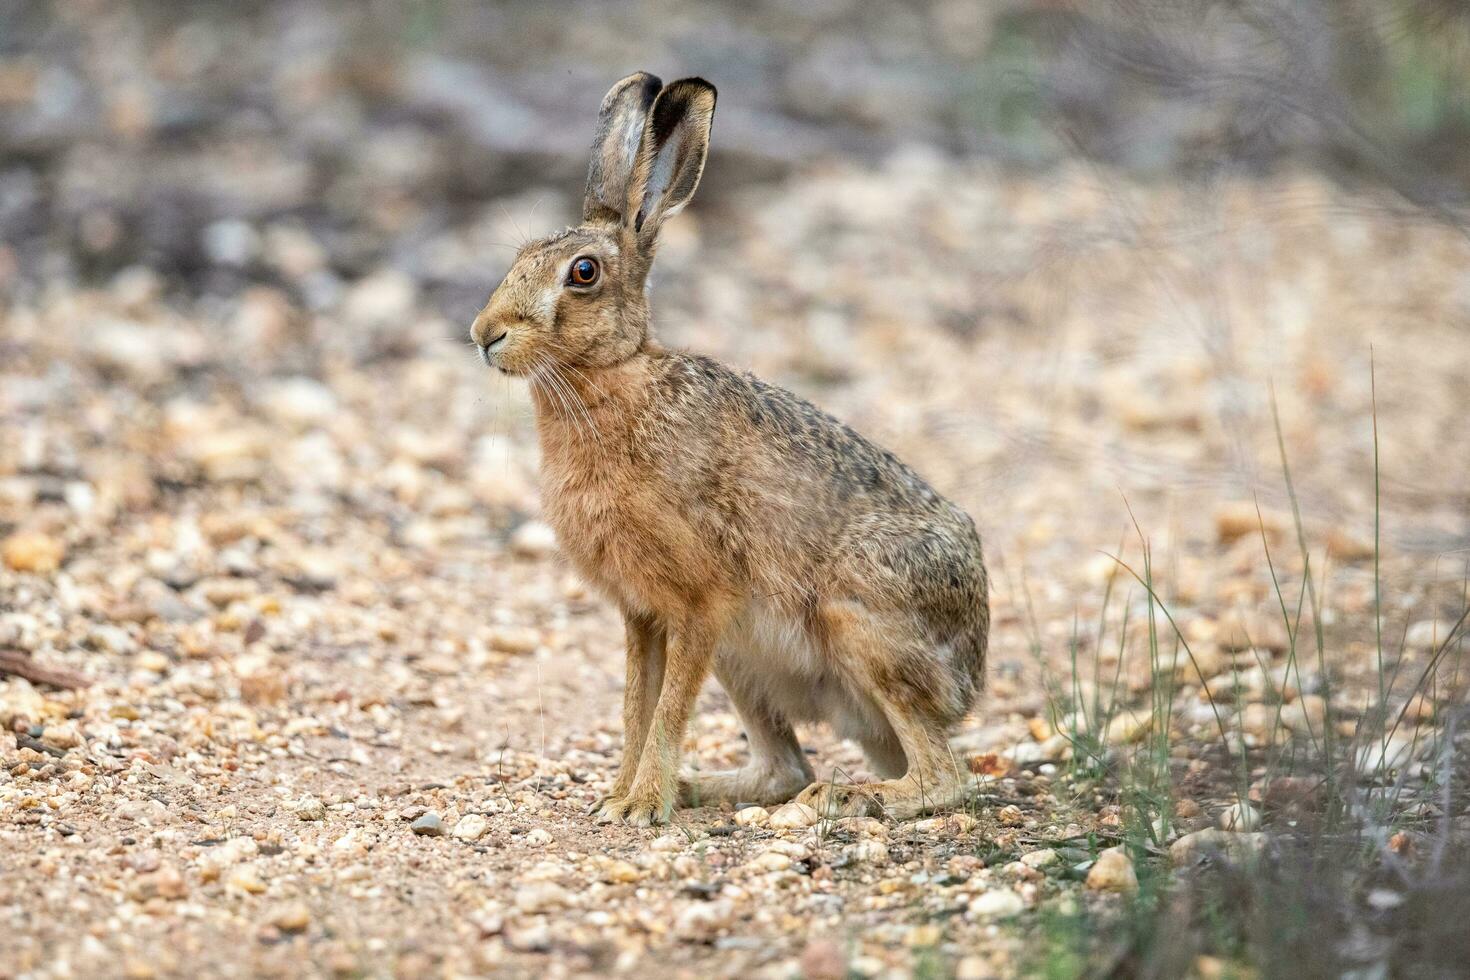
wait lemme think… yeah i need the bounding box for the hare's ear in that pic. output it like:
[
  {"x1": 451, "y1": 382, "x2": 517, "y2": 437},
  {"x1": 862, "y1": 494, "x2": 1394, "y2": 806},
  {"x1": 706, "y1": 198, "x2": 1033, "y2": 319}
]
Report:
[
  {"x1": 583, "y1": 71, "x2": 663, "y2": 223},
  {"x1": 627, "y1": 78, "x2": 716, "y2": 242}
]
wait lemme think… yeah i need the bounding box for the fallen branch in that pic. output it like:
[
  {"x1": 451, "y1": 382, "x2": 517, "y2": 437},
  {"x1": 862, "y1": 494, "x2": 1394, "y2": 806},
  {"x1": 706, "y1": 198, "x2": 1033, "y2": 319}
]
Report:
[{"x1": 0, "y1": 649, "x2": 89, "y2": 689}]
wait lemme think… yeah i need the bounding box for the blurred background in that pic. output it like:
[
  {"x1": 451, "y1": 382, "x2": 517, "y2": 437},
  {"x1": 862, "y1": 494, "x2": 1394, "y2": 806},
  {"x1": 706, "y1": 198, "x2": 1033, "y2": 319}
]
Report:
[{"x1": 5, "y1": 0, "x2": 1470, "y2": 309}]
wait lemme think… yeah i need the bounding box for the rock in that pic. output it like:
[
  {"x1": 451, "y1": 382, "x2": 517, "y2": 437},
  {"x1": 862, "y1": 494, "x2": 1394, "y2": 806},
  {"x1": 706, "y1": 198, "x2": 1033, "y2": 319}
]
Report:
[
  {"x1": 1085, "y1": 847, "x2": 1138, "y2": 893},
  {"x1": 486, "y1": 626, "x2": 540, "y2": 655},
  {"x1": 968, "y1": 889, "x2": 1024, "y2": 920},
  {"x1": 1019, "y1": 848, "x2": 1059, "y2": 869},
  {"x1": 1215, "y1": 502, "x2": 1285, "y2": 544},
  {"x1": 135, "y1": 650, "x2": 170, "y2": 673},
  {"x1": 240, "y1": 670, "x2": 288, "y2": 706},
  {"x1": 733, "y1": 805, "x2": 770, "y2": 828},
  {"x1": 188, "y1": 429, "x2": 271, "y2": 482},
  {"x1": 955, "y1": 955, "x2": 994, "y2": 980},
  {"x1": 203, "y1": 218, "x2": 260, "y2": 266},
  {"x1": 799, "y1": 937, "x2": 848, "y2": 980},
  {"x1": 843, "y1": 839, "x2": 889, "y2": 866},
  {"x1": 768, "y1": 801, "x2": 821, "y2": 830},
  {"x1": 1260, "y1": 776, "x2": 1324, "y2": 817},
  {"x1": 1355, "y1": 732, "x2": 1425, "y2": 774},
  {"x1": 1171, "y1": 643, "x2": 1225, "y2": 682},
  {"x1": 270, "y1": 902, "x2": 311, "y2": 933},
  {"x1": 913, "y1": 813, "x2": 978, "y2": 835},
  {"x1": 1326, "y1": 528, "x2": 1376, "y2": 562},
  {"x1": 1215, "y1": 609, "x2": 1290, "y2": 653},
  {"x1": 673, "y1": 899, "x2": 733, "y2": 939},
  {"x1": 114, "y1": 798, "x2": 170, "y2": 826},
  {"x1": 514, "y1": 881, "x2": 569, "y2": 914},
  {"x1": 1406, "y1": 620, "x2": 1452, "y2": 650},
  {"x1": 136, "y1": 579, "x2": 201, "y2": 624},
  {"x1": 262, "y1": 377, "x2": 338, "y2": 428},
  {"x1": 2, "y1": 532, "x2": 65, "y2": 573},
  {"x1": 831, "y1": 816, "x2": 888, "y2": 838},
  {"x1": 451, "y1": 814, "x2": 489, "y2": 841},
  {"x1": 594, "y1": 858, "x2": 641, "y2": 883},
  {"x1": 292, "y1": 795, "x2": 327, "y2": 821},
  {"x1": 1280, "y1": 695, "x2": 1326, "y2": 733},
  {"x1": 1170, "y1": 829, "x2": 1265, "y2": 867},
  {"x1": 1001, "y1": 860, "x2": 1043, "y2": 882},
  {"x1": 40, "y1": 724, "x2": 82, "y2": 750},
  {"x1": 749, "y1": 850, "x2": 793, "y2": 872},
  {"x1": 228, "y1": 864, "x2": 268, "y2": 894},
  {"x1": 509, "y1": 521, "x2": 558, "y2": 559},
  {"x1": 197, "y1": 837, "x2": 258, "y2": 880},
  {"x1": 88, "y1": 624, "x2": 136, "y2": 656},
  {"x1": 906, "y1": 923, "x2": 942, "y2": 947},
  {"x1": 332, "y1": 828, "x2": 370, "y2": 857},
  {"x1": 130, "y1": 864, "x2": 187, "y2": 901},
  {"x1": 504, "y1": 919, "x2": 553, "y2": 952},
  {"x1": 1105, "y1": 710, "x2": 1152, "y2": 744},
  {"x1": 411, "y1": 811, "x2": 446, "y2": 837},
  {"x1": 342, "y1": 268, "x2": 417, "y2": 329}
]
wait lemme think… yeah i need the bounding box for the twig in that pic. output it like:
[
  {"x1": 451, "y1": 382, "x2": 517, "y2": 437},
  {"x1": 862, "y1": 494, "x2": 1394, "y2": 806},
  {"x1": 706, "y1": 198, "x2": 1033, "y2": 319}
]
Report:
[{"x1": 0, "y1": 649, "x2": 90, "y2": 689}]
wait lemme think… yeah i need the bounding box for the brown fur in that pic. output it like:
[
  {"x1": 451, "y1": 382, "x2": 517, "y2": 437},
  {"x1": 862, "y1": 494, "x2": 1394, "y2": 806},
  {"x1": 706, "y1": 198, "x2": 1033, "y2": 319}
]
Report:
[{"x1": 470, "y1": 74, "x2": 988, "y2": 825}]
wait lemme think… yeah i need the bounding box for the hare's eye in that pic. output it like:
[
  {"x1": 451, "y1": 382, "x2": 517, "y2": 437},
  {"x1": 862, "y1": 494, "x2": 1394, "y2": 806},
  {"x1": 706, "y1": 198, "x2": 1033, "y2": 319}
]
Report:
[{"x1": 569, "y1": 257, "x2": 600, "y2": 287}]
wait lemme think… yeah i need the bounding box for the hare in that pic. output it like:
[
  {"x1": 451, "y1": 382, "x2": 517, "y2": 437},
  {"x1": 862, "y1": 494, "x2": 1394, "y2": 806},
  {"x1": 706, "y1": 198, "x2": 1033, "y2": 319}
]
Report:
[{"x1": 470, "y1": 73, "x2": 988, "y2": 826}]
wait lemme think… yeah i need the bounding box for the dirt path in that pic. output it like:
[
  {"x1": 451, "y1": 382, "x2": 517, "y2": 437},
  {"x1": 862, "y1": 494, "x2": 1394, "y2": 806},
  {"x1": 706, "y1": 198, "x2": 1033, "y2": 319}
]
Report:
[{"x1": 4, "y1": 163, "x2": 1469, "y2": 978}]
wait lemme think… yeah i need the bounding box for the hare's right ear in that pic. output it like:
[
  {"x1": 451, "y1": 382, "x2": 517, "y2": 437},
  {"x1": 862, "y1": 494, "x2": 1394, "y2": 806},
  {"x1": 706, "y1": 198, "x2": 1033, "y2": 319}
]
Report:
[
  {"x1": 583, "y1": 71, "x2": 663, "y2": 223},
  {"x1": 626, "y1": 78, "x2": 716, "y2": 244}
]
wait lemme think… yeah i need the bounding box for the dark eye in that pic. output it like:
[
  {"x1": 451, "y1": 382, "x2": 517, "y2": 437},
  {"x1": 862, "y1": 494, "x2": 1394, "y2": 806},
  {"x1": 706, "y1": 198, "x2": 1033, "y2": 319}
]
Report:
[{"x1": 569, "y1": 257, "x2": 600, "y2": 287}]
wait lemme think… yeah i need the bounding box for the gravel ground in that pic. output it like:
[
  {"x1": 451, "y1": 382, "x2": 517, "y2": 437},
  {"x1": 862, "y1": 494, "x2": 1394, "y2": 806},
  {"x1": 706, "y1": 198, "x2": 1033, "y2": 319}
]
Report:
[{"x1": 3, "y1": 157, "x2": 1470, "y2": 978}]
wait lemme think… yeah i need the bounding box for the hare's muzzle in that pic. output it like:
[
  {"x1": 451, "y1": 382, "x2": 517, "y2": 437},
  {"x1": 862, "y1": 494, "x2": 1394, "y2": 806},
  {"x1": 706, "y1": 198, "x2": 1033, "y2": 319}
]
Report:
[{"x1": 470, "y1": 306, "x2": 514, "y2": 365}]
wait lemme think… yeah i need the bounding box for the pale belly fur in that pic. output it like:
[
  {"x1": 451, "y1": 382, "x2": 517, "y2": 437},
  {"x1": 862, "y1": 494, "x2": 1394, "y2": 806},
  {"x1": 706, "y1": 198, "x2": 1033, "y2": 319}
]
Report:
[{"x1": 712, "y1": 597, "x2": 890, "y2": 743}]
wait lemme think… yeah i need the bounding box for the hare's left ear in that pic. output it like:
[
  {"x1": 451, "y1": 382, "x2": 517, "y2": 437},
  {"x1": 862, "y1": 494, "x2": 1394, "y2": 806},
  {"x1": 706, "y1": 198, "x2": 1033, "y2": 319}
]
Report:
[
  {"x1": 584, "y1": 71, "x2": 663, "y2": 223},
  {"x1": 626, "y1": 78, "x2": 716, "y2": 242}
]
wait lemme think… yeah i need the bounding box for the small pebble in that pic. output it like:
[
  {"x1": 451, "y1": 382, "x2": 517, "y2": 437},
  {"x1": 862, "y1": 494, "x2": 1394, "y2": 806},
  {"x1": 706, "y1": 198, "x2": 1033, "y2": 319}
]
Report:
[
  {"x1": 968, "y1": 889, "x2": 1024, "y2": 920},
  {"x1": 768, "y1": 802, "x2": 820, "y2": 830},
  {"x1": 411, "y1": 812, "x2": 446, "y2": 837},
  {"x1": 1085, "y1": 847, "x2": 1138, "y2": 893},
  {"x1": 270, "y1": 902, "x2": 311, "y2": 933},
  {"x1": 451, "y1": 814, "x2": 489, "y2": 841},
  {"x1": 292, "y1": 796, "x2": 326, "y2": 821}
]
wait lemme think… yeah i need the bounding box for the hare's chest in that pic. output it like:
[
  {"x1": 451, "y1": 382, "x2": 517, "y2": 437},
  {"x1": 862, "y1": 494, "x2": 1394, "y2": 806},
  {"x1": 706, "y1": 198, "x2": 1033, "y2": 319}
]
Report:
[{"x1": 539, "y1": 449, "x2": 715, "y2": 612}]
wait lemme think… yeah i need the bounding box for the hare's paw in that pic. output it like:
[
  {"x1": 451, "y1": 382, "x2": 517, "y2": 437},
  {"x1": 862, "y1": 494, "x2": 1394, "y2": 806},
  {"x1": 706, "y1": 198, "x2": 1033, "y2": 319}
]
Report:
[
  {"x1": 593, "y1": 790, "x2": 672, "y2": 827},
  {"x1": 679, "y1": 767, "x2": 809, "y2": 808},
  {"x1": 795, "y1": 782, "x2": 886, "y2": 819}
]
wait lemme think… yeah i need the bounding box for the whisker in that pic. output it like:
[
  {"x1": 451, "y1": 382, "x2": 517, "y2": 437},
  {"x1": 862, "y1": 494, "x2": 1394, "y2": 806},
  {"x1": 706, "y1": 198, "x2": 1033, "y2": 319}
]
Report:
[
  {"x1": 531, "y1": 357, "x2": 585, "y2": 441},
  {"x1": 546, "y1": 360, "x2": 600, "y2": 444}
]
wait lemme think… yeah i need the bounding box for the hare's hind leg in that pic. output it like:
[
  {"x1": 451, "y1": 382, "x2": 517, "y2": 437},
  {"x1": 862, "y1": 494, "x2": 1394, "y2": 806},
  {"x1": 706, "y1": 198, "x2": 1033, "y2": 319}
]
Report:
[
  {"x1": 796, "y1": 602, "x2": 971, "y2": 820},
  {"x1": 680, "y1": 661, "x2": 813, "y2": 808}
]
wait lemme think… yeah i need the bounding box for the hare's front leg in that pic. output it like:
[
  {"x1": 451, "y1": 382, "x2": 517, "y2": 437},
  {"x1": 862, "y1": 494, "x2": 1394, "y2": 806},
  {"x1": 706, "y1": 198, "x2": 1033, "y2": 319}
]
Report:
[
  {"x1": 596, "y1": 609, "x2": 728, "y2": 826},
  {"x1": 590, "y1": 612, "x2": 665, "y2": 818}
]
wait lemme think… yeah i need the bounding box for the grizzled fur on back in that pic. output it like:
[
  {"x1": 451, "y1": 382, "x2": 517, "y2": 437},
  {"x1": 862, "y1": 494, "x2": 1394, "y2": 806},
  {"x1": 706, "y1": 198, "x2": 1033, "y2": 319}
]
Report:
[
  {"x1": 470, "y1": 72, "x2": 989, "y2": 826},
  {"x1": 652, "y1": 354, "x2": 988, "y2": 707}
]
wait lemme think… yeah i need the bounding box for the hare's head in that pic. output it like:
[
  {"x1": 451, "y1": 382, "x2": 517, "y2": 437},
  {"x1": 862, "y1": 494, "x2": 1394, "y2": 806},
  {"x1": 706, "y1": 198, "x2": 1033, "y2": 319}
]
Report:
[{"x1": 471, "y1": 73, "x2": 715, "y2": 375}]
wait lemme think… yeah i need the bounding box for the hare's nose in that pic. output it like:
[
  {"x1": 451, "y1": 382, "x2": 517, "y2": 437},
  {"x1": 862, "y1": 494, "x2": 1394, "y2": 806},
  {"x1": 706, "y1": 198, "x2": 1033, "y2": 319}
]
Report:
[{"x1": 476, "y1": 331, "x2": 508, "y2": 365}]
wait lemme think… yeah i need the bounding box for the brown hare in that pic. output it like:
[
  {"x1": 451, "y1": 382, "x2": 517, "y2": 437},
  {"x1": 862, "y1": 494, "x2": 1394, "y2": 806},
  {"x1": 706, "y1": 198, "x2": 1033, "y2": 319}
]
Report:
[{"x1": 470, "y1": 73, "x2": 988, "y2": 827}]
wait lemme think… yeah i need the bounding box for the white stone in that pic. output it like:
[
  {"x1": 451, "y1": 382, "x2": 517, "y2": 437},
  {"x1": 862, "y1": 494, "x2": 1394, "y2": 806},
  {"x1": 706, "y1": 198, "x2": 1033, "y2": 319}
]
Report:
[
  {"x1": 968, "y1": 889, "x2": 1024, "y2": 920},
  {"x1": 452, "y1": 814, "x2": 489, "y2": 841},
  {"x1": 768, "y1": 802, "x2": 820, "y2": 830}
]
